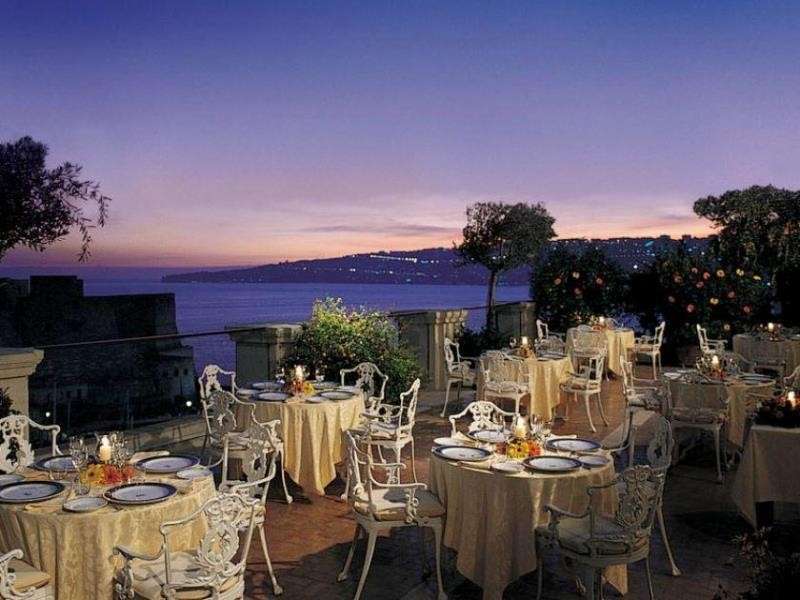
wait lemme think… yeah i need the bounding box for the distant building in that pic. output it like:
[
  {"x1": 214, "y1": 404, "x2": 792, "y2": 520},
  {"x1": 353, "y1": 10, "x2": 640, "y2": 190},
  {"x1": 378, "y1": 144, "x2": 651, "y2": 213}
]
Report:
[{"x1": 0, "y1": 276, "x2": 196, "y2": 430}]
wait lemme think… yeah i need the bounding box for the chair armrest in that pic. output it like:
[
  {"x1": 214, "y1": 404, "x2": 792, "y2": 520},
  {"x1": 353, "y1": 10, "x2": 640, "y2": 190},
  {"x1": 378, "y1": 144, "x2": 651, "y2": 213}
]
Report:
[
  {"x1": 113, "y1": 544, "x2": 164, "y2": 563},
  {"x1": 544, "y1": 503, "x2": 588, "y2": 523}
]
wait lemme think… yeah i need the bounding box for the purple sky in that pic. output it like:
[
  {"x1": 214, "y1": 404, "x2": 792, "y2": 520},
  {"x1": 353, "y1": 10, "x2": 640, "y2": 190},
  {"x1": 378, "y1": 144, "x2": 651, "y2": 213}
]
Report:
[{"x1": 2, "y1": 1, "x2": 800, "y2": 267}]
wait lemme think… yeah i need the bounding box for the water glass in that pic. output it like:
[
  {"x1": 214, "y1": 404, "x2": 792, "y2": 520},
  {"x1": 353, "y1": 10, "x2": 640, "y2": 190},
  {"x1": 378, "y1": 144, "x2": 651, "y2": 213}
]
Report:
[{"x1": 509, "y1": 337, "x2": 517, "y2": 349}]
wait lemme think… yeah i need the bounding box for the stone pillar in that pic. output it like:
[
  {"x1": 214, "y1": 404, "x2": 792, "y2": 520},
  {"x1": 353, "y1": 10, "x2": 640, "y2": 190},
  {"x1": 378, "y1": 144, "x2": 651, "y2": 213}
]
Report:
[
  {"x1": 494, "y1": 301, "x2": 537, "y2": 342},
  {"x1": 393, "y1": 310, "x2": 468, "y2": 390},
  {"x1": 225, "y1": 324, "x2": 302, "y2": 385},
  {"x1": 0, "y1": 348, "x2": 44, "y2": 415}
]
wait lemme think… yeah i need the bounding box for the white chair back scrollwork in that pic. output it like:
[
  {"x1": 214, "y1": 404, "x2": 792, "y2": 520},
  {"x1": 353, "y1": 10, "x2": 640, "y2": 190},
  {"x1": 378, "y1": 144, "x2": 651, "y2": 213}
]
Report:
[
  {"x1": 634, "y1": 321, "x2": 666, "y2": 379},
  {"x1": 479, "y1": 353, "x2": 528, "y2": 414},
  {"x1": 198, "y1": 364, "x2": 237, "y2": 399},
  {"x1": 697, "y1": 324, "x2": 726, "y2": 355},
  {"x1": 535, "y1": 319, "x2": 566, "y2": 354},
  {"x1": 441, "y1": 337, "x2": 476, "y2": 417},
  {"x1": 114, "y1": 492, "x2": 258, "y2": 600},
  {"x1": 340, "y1": 362, "x2": 388, "y2": 410},
  {"x1": 448, "y1": 400, "x2": 517, "y2": 436},
  {"x1": 0, "y1": 416, "x2": 60, "y2": 474},
  {"x1": 560, "y1": 355, "x2": 607, "y2": 433}
]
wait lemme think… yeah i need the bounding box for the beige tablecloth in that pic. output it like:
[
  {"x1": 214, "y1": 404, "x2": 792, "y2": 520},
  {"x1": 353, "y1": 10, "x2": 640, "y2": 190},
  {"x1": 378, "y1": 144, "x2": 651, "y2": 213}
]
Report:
[
  {"x1": 240, "y1": 395, "x2": 365, "y2": 495},
  {"x1": 667, "y1": 374, "x2": 774, "y2": 448},
  {"x1": 429, "y1": 453, "x2": 626, "y2": 600},
  {"x1": 566, "y1": 327, "x2": 635, "y2": 375},
  {"x1": 733, "y1": 334, "x2": 800, "y2": 374},
  {"x1": 476, "y1": 356, "x2": 571, "y2": 419},
  {"x1": 731, "y1": 425, "x2": 800, "y2": 527},
  {"x1": 0, "y1": 472, "x2": 215, "y2": 600}
]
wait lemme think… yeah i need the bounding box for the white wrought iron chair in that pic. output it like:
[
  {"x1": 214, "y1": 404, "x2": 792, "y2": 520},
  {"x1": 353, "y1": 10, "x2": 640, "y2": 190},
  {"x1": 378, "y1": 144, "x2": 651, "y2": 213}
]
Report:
[
  {"x1": 666, "y1": 376, "x2": 727, "y2": 483},
  {"x1": 535, "y1": 465, "x2": 665, "y2": 600},
  {"x1": 536, "y1": 319, "x2": 566, "y2": 354},
  {"x1": 448, "y1": 400, "x2": 517, "y2": 437},
  {"x1": 337, "y1": 430, "x2": 447, "y2": 600},
  {"x1": 634, "y1": 321, "x2": 666, "y2": 379},
  {"x1": 609, "y1": 414, "x2": 681, "y2": 577},
  {"x1": 559, "y1": 356, "x2": 607, "y2": 433},
  {"x1": 750, "y1": 340, "x2": 788, "y2": 379},
  {"x1": 697, "y1": 324, "x2": 726, "y2": 356},
  {"x1": 480, "y1": 352, "x2": 528, "y2": 415},
  {"x1": 440, "y1": 338, "x2": 475, "y2": 417},
  {"x1": 783, "y1": 365, "x2": 800, "y2": 391},
  {"x1": 569, "y1": 329, "x2": 608, "y2": 380},
  {"x1": 114, "y1": 492, "x2": 258, "y2": 600},
  {"x1": 0, "y1": 550, "x2": 53, "y2": 600},
  {"x1": 219, "y1": 418, "x2": 283, "y2": 596},
  {"x1": 340, "y1": 362, "x2": 389, "y2": 412},
  {"x1": 361, "y1": 378, "x2": 421, "y2": 484},
  {"x1": 0, "y1": 415, "x2": 61, "y2": 474},
  {"x1": 619, "y1": 355, "x2": 665, "y2": 463}
]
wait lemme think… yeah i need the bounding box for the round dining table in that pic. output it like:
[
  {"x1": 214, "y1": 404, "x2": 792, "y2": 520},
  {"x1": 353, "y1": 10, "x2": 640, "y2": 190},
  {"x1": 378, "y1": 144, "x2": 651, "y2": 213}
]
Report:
[
  {"x1": 733, "y1": 333, "x2": 800, "y2": 375},
  {"x1": 566, "y1": 327, "x2": 635, "y2": 376},
  {"x1": 429, "y1": 451, "x2": 626, "y2": 600},
  {"x1": 665, "y1": 370, "x2": 775, "y2": 448},
  {"x1": 476, "y1": 353, "x2": 571, "y2": 419},
  {"x1": 237, "y1": 392, "x2": 365, "y2": 496},
  {"x1": 0, "y1": 470, "x2": 215, "y2": 600}
]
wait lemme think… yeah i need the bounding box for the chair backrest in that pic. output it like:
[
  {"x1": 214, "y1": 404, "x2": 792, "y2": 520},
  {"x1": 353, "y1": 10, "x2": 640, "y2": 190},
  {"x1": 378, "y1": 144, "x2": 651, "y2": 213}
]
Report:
[
  {"x1": 340, "y1": 362, "x2": 388, "y2": 403},
  {"x1": 449, "y1": 400, "x2": 517, "y2": 436},
  {"x1": 784, "y1": 365, "x2": 800, "y2": 391},
  {"x1": 644, "y1": 415, "x2": 673, "y2": 473},
  {"x1": 160, "y1": 492, "x2": 257, "y2": 596},
  {"x1": 222, "y1": 418, "x2": 280, "y2": 498},
  {"x1": 697, "y1": 325, "x2": 712, "y2": 354},
  {"x1": 581, "y1": 465, "x2": 662, "y2": 557},
  {"x1": 0, "y1": 415, "x2": 60, "y2": 473},
  {"x1": 480, "y1": 352, "x2": 518, "y2": 385},
  {"x1": 200, "y1": 389, "x2": 239, "y2": 440},
  {"x1": 343, "y1": 430, "x2": 377, "y2": 517},
  {"x1": 655, "y1": 321, "x2": 666, "y2": 346},
  {"x1": 577, "y1": 355, "x2": 605, "y2": 386},
  {"x1": 620, "y1": 354, "x2": 634, "y2": 397},
  {"x1": 444, "y1": 337, "x2": 461, "y2": 373},
  {"x1": 572, "y1": 329, "x2": 606, "y2": 353},
  {"x1": 198, "y1": 364, "x2": 237, "y2": 400},
  {"x1": 536, "y1": 319, "x2": 549, "y2": 341}
]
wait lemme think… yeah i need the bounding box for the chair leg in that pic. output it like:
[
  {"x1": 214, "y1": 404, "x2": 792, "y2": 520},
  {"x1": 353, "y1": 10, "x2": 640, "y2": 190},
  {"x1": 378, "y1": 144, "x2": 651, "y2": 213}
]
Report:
[
  {"x1": 278, "y1": 448, "x2": 293, "y2": 504},
  {"x1": 714, "y1": 427, "x2": 723, "y2": 483},
  {"x1": 337, "y1": 525, "x2": 361, "y2": 582},
  {"x1": 441, "y1": 380, "x2": 453, "y2": 418},
  {"x1": 353, "y1": 530, "x2": 377, "y2": 600},
  {"x1": 536, "y1": 551, "x2": 544, "y2": 600},
  {"x1": 657, "y1": 503, "x2": 682, "y2": 576},
  {"x1": 652, "y1": 354, "x2": 658, "y2": 380},
  {"x1": 432, "y1": 522, "x2": 447, "y2": 600},
  {"x1": 410, "y1": 438, "x2": 418, "y2": 484},
  {"x1": 657, "y1": 352, "x2": 662, "y2": 375},
  {"x1": 584, "y1": 394, "x2": 597, "y2": 433},
  {"x1": 259, "y1": 524, "x2": 283, "y2": 595},
  {"x1": 596, "y1": 391, "x2": 609, "y2": 426},
  {"x1": 645, "y1": 555, "x2": 655, "y2": 600}
]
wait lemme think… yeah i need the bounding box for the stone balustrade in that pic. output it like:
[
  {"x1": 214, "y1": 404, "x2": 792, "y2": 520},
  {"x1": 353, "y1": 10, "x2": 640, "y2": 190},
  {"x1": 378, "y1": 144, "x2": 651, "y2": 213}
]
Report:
[{"x1": 0, "y1": 348, "x2": 44, "y2": 415}]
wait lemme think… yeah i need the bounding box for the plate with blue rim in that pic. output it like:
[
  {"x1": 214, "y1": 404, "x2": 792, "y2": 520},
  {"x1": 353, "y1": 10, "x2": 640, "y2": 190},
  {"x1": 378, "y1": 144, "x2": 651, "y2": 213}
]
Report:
[
  {"x1": 522, "y1": 455, "x2": 582, "y2": 473},
  {"x1": 579, "y1": 455, "x2": 611, "y2": 469},
  {"x1": 313, "y1": 381, "x2": 339, "y2": 391},
  {"x1": 432, "y1": 446, "x2": 491, "y2": 462},
  {"x1": 236, "y1": 388, "x2": 261, "y2": 398},
  {"x1": 258, "y1": 391, "x2": 290, "y2": 402},
  {"x1": 468, "y1": 429, "x2": 510, "y2": 444},
  {"x1": 33, "y1": 455, "x2": 77, "y2": 472},
  {"x1": 320, "y1": 390, "x2": 354, "y2": 401},
  {"x1": 104, "y1": 482, "x2": 177, "y2": 506},
  {"x1": 0, "y1": 481, "x2": 65, "y2": 504},
  {"x1": 546, "y1": 438, "x2": 601, "y2": 453},
  {"x1": 136, "y1": 454, "x2": 199, "y2": 474},
  {"x1": 252, "y1": 381, "x2": 282, "y2": 391}
]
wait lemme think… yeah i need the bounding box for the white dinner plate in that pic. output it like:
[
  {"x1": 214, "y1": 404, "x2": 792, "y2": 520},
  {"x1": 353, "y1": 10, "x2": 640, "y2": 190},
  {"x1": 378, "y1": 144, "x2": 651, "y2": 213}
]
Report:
[
  {"x1": 33, "y1": 455, "x2": 77, "y2": 472},
  {"x1": 313, "y1": 381, "x2": 338, "y2": 390},
  {"x1": 433, "y1": 437, "x2": 471, "y2": 447},
  {"x1": 306, "y1": 395, "x2": 328, "y2": 403},
  {"x1": 490, "y1": 461, "x2": 524, "y2": 474},
  {"x1": 338, "y1": 385, "x2": 361, "y2": 393},
  {"x1": 252, "y1": 381, "x2": 282, "y2": 391},
  {"x1": 320, "y1": 391, "x2": 354, "y2": 401},
  {"x1": 469, "y1": 429, "x2": 509, "y2": 444},
  {"x1": 546, "y1": 438, "x2": 601, "y2": 453},
  {"x1": 63, "y1": 496, "x2": 108, "y2": 513},
  {"x1": 104, "y1": 483, "x2": 177, "y2": 506},
  {"x1": 236, "y1": 388, "x2": 260, "y2": 398},
  {"x1": 523, "y1": 455, "x2": 582, "y2": 473},
  {"x1": 258, "y1": 391, "x2": 290, "y2": 402},
  {"x1": 0, "y1": 481, "x2": 65, "y2": 504},
  {"x1": 0, "y1": 474, "x2": 24, "y2": 487},
  {"x1": 662, "y1": 372, "x2": 683, "y2": 380},
  {"x1": 579, "y1": 455, "x2": 611, "y2": 469},
  {"x1": 176, "y1": 466, "x2": 212, "y2": 480},
  {"x1": 433, "y1": 446, "x2": 492, "y2": 462},
  {"x1": 136, "y1": 455, "x2": 199, "y2": 474}
]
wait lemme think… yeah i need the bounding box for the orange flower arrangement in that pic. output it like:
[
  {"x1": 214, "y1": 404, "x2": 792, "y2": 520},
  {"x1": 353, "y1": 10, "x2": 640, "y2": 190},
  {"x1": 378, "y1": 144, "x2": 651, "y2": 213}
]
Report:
[{"x1": 80, "y1": 464, "x2": 135, "y2": 486}]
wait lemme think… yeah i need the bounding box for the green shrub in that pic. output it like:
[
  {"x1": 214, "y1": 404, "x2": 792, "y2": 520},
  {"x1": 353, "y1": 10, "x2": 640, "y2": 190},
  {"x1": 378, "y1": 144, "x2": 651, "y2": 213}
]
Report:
[
  {"x1": 455, "y1": 325, "x2": 505, "y2": 358},
  {"x1": 285, "y1": 298, "x2": 421, "y2": 401},
  {"x1": 531, "y1": 246, "x2": 628, "y2": 331}
]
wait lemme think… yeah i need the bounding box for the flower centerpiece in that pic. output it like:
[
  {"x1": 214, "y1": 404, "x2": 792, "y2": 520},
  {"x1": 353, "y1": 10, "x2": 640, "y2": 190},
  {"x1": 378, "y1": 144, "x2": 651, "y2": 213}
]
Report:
[
  {"x1": 80, "y1": 463, "x2": 135, "y2": 486},
  {"x1": 696, "y1": 353, "x2": 726, "y2": 380},
  {"x1": 591, "y1": 315, "x2": 612, "y2": 330},
  {"x1": 504, "y1": 416, "x2": 541, "y2": 459},
  {"x1": 755, "y1": 391, "x2": 800, "y2": 428},
  {"x1": 284, "y1": 365, "x2": 315, "y2": 397},
  {"x1": 762, "y1": 322, "x2": 783, "y2": 341}
]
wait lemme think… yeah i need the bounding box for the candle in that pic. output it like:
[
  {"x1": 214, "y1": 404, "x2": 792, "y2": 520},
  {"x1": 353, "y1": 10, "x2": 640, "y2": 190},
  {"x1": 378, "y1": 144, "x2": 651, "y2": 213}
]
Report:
[
  {"x1": 788, "y1": 391, "x2": 796, "y2": 407},
  {"x1": 520, "y1": 336, "x2": 529, "y2": 347},
  {"x1": 711, "y1": 355, "x2": 720, "y2": 369},
  {"x1": 512, "y1": 416, "x2": 527, "y2": 440},
  {"x1": 98, "y1": 435, "x2": 112, "y2": 463},
  {"x1": 768, "y1": 322, "x2": 775, "y2": 333},
  {"x1": 598, "y1": 316, "x2": 605, "y2": 326},
  {"x1": 294, "y1": 365, "x2": 304, "y2": 382}
]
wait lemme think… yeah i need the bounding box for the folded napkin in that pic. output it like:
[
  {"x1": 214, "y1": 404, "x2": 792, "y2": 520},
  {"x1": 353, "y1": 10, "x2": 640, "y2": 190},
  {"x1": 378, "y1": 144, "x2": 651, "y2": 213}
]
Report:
[
  {"x1": 459, "y1": 458, "x2": 494, "y2": 471},
  {"x1": 129, "y1": 450, "x2": 169, "y2": 464},
  {"x1": 25, "y1": 488, "x2": 73, "y2": 513}
]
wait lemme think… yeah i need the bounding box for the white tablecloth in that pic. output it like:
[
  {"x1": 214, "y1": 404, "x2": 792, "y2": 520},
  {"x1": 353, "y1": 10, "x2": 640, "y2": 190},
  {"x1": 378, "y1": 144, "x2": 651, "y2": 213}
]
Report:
[{"x1": 733, "y1": 334, "x2": 800, "y2": 374}]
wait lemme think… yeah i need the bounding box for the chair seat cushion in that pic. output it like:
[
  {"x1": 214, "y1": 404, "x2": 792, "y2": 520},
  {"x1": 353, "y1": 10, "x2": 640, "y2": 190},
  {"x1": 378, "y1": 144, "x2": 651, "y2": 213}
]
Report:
[
  {"x1": 485, "y1": 382, "x2": 525, "y2": 394},
  {"x1": 354, "y1": 488, "x2": 445, "y2": 522},
  {"x1": 537, "y1": 516, "x2": 648, "y2": 557},
  {"x1": 634, "y1": 344, "x2": 659, "y2": 353},
  {"x1": 9, "y1": 559, "x2": 50, "y2": 590},
  {"x1": 122, "y1": 551, "x2": 239, "y2": 600}
]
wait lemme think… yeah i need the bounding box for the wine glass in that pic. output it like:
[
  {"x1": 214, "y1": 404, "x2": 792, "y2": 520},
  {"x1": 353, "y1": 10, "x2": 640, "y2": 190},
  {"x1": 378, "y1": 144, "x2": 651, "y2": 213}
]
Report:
[
  {"x1": 509, "y1": 337, "x2": 517, "y2": 350},
  {"x1": 69, "y1": 436, "x2": 89, "y2": 495}
]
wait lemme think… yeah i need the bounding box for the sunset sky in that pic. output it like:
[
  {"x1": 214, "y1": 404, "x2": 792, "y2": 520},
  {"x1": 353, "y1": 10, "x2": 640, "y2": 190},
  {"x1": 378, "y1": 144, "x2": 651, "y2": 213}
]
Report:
[{"x1": 3, "y1": 1, "x2": 800, "y2": 268}]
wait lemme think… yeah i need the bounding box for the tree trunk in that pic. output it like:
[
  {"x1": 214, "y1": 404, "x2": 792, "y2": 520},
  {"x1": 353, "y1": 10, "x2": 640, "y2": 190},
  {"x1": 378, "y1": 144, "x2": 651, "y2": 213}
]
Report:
[{"x1": 486, "y1": 270, "x2": 498, "y2": 332}]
